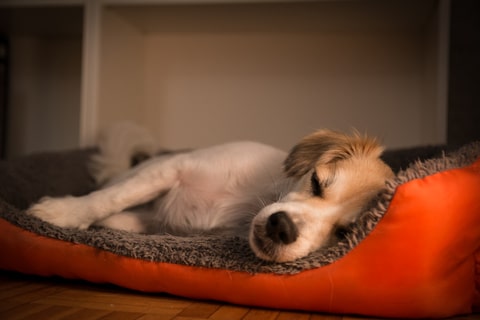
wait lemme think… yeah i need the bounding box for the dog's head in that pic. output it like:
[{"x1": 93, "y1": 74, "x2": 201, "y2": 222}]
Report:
[{"x1": 249, "y1": 129, "x2": 394, "y2": 262}]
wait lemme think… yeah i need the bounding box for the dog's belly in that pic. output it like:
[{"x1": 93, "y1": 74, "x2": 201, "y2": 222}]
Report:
[
  {"x1": 151, "y1": 168, "x2": 279, "y2": 236},
  {"x1": 151, "y1": 141, "x2": 287, "y2": 236},
  {"x1": 152, "y1": 185, "x2": 251, "y2": 236}
]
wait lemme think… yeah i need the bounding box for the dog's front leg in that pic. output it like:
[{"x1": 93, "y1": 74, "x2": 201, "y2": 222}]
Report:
[{"x1": 27, "y1": 158, "x2": 178, "y2": 229}]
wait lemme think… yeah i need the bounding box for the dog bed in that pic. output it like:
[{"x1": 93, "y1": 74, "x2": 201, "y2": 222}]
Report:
[{"x1": 0, "y1": 142, "x2": 480, "y2": 318}]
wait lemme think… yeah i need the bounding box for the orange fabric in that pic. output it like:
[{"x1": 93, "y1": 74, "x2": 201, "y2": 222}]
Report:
[{"x1": 1, "y1": 158, "x2": 480, "y2": 318}]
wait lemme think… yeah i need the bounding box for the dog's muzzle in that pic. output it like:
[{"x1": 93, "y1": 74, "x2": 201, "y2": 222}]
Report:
[{"x1": 265, "y1": 211, "x2": 298, "y2": 244}]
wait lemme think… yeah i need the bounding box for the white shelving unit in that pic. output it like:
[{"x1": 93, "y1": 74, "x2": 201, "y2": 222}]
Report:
[{"x1": 0, "y1": 0, "x2": 450, "y2": 157}]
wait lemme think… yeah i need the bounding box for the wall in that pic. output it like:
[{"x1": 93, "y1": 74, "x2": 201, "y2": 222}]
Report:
[
  {"x1": 0, "y1": 1, "x2": 448, "y2": 156},
  {"x1": 7, "y1": 35, "x2": 82, "y2": 157},
  {"x1": 0, "y1": 6, "x2": 83, "y2": 158},
  {"x1": 99, "y1": 1, "x2": 446, "y2": 151}
]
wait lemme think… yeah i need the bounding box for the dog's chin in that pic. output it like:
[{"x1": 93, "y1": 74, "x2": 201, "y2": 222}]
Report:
[{"x1": 248, "y1": 233, "x2": 311, "y2": 262}]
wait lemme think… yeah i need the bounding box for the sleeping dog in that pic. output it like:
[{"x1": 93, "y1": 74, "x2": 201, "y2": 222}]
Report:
[{"x1": 28, "y1": 124, "x2": 394, "y2": 262}]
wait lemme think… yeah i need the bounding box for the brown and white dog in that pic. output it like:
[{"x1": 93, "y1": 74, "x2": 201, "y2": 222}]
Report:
[{"x1": 28, "y1": 124, "x2": 394, "y2": 262}]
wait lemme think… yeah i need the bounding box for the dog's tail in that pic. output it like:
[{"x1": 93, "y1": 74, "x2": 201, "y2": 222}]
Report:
[{"x1": 89, "y1": 122, "x2": 157, "y2": 185}]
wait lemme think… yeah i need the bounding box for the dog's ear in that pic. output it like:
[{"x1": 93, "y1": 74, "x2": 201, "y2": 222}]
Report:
[{"x1": 284, "y1": 129, "x2": 385, "y2": 178}]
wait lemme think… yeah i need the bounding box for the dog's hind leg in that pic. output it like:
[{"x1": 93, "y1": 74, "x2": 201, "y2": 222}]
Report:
[
  {"x1": 27, "y1": 156, "x2": 181, "y2": 230},
  {"x1": 94, "y1": 208, "x2": 157, "y2": 233}
]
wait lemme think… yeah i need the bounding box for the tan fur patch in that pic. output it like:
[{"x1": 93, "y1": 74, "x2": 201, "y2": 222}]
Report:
[{"x1": 284, "y1": 129, "x2": 384, "y2": 178}]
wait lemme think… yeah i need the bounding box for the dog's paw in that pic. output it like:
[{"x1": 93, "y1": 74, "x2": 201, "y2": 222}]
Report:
[{"x1": 27, "y1": 196, "x2": 93, "y2": 229}]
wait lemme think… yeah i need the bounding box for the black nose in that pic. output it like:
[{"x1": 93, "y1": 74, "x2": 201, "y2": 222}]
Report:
[{"x1": 266, "y1": 211, "x2": 298, "y2": 244}]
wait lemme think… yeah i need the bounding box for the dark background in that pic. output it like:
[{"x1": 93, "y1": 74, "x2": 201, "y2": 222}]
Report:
[{"x1": 448, "y1": 0, "x2": 480, "y2": 145}]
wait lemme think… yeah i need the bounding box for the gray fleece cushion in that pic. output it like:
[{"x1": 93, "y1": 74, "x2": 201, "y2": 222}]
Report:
[{"x1": 1, "y1": 142, "x2": 479, "y2": 274}]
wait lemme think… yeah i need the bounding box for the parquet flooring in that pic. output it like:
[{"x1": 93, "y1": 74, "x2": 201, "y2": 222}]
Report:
[{"x1": 0, "y1": 270, "x2": 478, "y2": 320}]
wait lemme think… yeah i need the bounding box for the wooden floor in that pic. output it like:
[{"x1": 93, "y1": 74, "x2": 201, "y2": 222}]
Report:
[{"x1": 0, "y1": 271, "x2": 478, "y2": 320}]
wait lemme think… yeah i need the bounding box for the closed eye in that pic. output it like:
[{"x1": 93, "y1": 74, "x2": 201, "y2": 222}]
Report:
[{"x1": 311, "y1": 172, "x2": 323, "y2": 197}]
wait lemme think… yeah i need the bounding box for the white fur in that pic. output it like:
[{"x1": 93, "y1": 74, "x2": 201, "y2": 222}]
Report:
[
  {"x1": 28, "y1": 125, "x2": 393, "y2": 262},
  {"x1": 89, "y1": 122, "x2": 157, "y2": 185}
]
